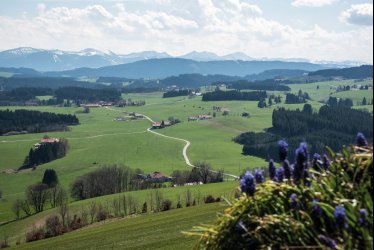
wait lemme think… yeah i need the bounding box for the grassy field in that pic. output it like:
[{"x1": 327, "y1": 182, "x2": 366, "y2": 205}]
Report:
[
  {"x1": 10, "y1": 203, "x2": 224, "y2": 250},
  {"x1": 332, "y1": 90, "x2": 373, "y2": 104},
  {"x1": 288, "y1": 79, "x2": 373, "y2": 102},
  {"x1": 0, "y1": 181, "x2": 237, "y2": 244},
  {"x1": 0, "y1": 79, "x2": 372, "y2": 247}
]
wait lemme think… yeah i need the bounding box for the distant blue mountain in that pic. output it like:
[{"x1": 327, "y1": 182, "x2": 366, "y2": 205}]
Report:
[
  {"x1": 45, "y1": 58, "x2": 329, "y2": 79},
  {"x1": 1, "y1": 47, "x2": 366, "y2": 73},
  {"x1": 0, "y1": 48, "x2": 171, "y2": 72}
]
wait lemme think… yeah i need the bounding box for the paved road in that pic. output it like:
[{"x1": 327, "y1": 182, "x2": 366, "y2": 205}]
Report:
[{"x1": 105, "y1": 107, "x2": 239, "y2": 179}]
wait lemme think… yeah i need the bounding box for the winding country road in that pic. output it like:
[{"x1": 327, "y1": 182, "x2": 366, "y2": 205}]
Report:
[
  {"x1": 105, "y1": 106, "x2": 239, "y2": 179},
  {"x1": 0, "y1": 106, "x2": 239, "y2": 179}
]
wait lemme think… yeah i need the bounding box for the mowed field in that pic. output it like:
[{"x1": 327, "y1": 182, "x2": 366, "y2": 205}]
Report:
[
  {"x1": 13, "y1": 203, "x2": 225, "y2": 250},
  {"x1": 0, "y1": 181, "x2": 236, "y2": 244}
]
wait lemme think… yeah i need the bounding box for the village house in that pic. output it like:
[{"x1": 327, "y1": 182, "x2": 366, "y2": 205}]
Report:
[
  {"x1": 152, "y1": 120, "x2": 172, "y2": 129},
  {"x1": 188, "y1": 115, "x2": 213, "y2": 122},
  {"x1": 34, "y1": 138, "x2": 60, "y2": 149},
  {"x1": 82, "y1": 104, "x2": 101, "y2": 108},
  {"x1": 152, "y1": 122, "x2": 162, "y2": 129},
  {"x1": 137, "y1": 172, "x2": 172, "y2": 183},
  {"x1": 128, "y1": 112, "x2": 145, "y2": 120}
]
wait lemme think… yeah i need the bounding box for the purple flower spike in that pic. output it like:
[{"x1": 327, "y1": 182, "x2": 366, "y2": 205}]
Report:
[
  {"x1": 254, "y1": 169, "x2": 265, "y2": 184},
  {"x1": 319, "y1": 235, "x2": 337, "y2": 249},
  {"x1": 240, "y1": 171, "x2": 256, "y2": 196},
  {"x1": 358, "y1": 209, "x2": 368, "y2": 227},
  {"x1": 334, "y1": 206, "x2": 348, "y2": 229},
  {"x1": 356, "y1": 132, "x2": 368, "y2": 147},
  {"x1": 269, "y1": 159, "x2": 276, "y2": 181},
  {"x1": 275, "y1": 167, "x2": 285, "y2": 183},
  {"x1": 283, "y1": 160, "x2": 293, "y2": 179},
  {"x1": 278, "y1": 139, "x2": 288, "y2": 161},
  {"x1": 294, "y1": 142, "x2": 309, "y2": 184}
]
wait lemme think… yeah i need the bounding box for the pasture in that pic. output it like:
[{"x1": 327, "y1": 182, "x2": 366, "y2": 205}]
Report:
[
  {"x1": 11, "y1": 203, "x2": 225, "y2": 250},
  {"x1": 0, "y1": 79, "x2": 372, "y2": 246}
]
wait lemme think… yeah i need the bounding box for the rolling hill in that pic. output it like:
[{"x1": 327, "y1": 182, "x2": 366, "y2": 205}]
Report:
[{"x1": 45, "y1": 58, "x2": 328, "y2": 79}]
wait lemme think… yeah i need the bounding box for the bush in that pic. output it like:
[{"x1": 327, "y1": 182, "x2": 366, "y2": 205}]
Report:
[
  {"x1": 142, "y1": 202, "x2": 148, "y2": 213},
  {"x1": 69, "y1": 215, "x2": 85, "y2": 230},
  {"x1": 189, "y1": 142, "x2": 373, "y2": 249},
  {"x1": 204, "y1": 195, "x2": 216, "y2": 204},
  {"x1": 45, "y1": 215, "x2": 64, "y2": 238},
  {"x1": 96, "y1": 208, "x2": 108, "y2": 222},
  {"x1": 161, "y1": 199, "x2": 172, "y2": 211},
  {"x1": 26, "y1": 227, "x2": 45, "y2": 242}
]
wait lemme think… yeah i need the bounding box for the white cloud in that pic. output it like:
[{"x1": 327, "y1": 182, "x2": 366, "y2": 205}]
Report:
[
  {"x1": 36, "y1": 3, "x2": 46, "y2": 14},
  {"x1": 0, "y1": 1, "x2": 372, "y2": 63},
  {"x1": 291, "y1": 0, "x2": 338, "y2": 7},
  {"x1": 340, "y1": 3, "x2": 373, "y2": 26}
]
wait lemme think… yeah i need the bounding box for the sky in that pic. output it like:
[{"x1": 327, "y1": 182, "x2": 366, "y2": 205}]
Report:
[{"x1": 0, "y1": 0, "x2": 372, "y2": 63}]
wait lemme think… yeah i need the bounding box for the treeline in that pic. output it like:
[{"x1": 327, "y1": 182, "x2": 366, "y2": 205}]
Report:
[
  {"x1": 202, "y1": 90, "x2": 267, "y2": 102},
  {"x1": 22, "y1": 139, "x2": 68, "y2": 169},
  {"x1": 0, "y1": 86, "x2": 122, "y2": 106},
  {"x1": 285, "y1": 90, "x2": 310, "y2": 104},
  {"x1": 327, "y1": 96, "x2": 353, "y2": 107},
  {"x1": 309, "y1": 65, "x2": 373, "y2": 79},
  {"x1": 70, "y1": 165, "x2": 147, "y2": 200},
  {"x1": 171, "y1": 162, "x2": 223, "y2": 185},
  {"x1": 235, "y1": 105, "x2": 373, "y2": 161},
  {"x1": 228, "y1": 80, "x2": 291, "y2": 91},
  {"x1": 0, "y1": 87, "x2": 54, "y2": 106},
  {"x1": 55, "y1": 87, "x2": 121, "y2": 103},
  {"x1": 0, "y1": 76, "x2": 104, "y2": 91},
  {"x1": 0, "y1": 109, "x2": 79, "y2": 136},
  {"x1": 163, "y1": 89, "x2": 192, "y2": 98}
]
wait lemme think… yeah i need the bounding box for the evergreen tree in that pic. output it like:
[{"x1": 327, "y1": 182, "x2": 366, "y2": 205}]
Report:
[
  {"x1": 362, "y1": 97, "x2": 367, "y2": 106},
  {"x1": 268, "y1": 98, "x2": 273, "y2": 106},
  {"x1": 302, "y1": 104, "x2": 313, "y2": 114},
  {"x1": 42, "y1": 169, "x2": 59, "y2": 188}
]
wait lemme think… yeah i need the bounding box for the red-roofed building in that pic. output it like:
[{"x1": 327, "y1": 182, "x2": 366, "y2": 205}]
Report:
[{"x1": 41, "y1": 138, "x2": 60, "y2": 143}]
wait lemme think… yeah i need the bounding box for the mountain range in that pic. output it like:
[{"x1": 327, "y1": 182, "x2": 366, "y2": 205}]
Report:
[
  {"x1": 45, "y1": 58, "x2": 327, "y2": 79},
  {"x1": 0, "y1": 47, "x2": 365, "y2": 72}
]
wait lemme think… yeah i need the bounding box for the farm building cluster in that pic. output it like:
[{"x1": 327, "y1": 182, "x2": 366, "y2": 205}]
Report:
[
  {"x1": 188, "y1": 115, "x2": 213, "y2": 122},
  {"x1": 152, "y1": 121, "x2": 172, "y2": 129},
  {"x1": 82, "y1": 101, "x2": 114, "y2": 108},
  {"x1": 137, "y1": 172, "x2": 173, "y2": 183},
  {"x1": 33, "y1": 138, "x2": 60, "y2": 149}
]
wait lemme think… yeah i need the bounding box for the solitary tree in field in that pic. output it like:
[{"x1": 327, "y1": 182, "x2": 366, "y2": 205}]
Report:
[
  {"x1": 362, "y1": 97, "x2": 367, "y2": 106},
  {"x1": 42, "y1": 169, "x2": 59, "y2": 188}
]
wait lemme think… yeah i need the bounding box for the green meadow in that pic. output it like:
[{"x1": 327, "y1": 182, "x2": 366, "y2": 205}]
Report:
[
  {"x1": 0, "y1": 181, "x2": 237, "y2": 244},
  {"x1": 12, "y1": 203, "x2": 225, "y2": 250},
  {"x1": 0, "y1": 79, "x2": 372, "y2": 247}
]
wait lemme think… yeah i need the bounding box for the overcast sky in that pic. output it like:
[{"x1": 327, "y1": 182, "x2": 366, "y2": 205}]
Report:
[{"x1": 0, "y1": 0, "x2": 372, "y2": 63}]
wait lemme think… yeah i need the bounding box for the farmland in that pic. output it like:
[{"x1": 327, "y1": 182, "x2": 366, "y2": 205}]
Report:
[
  {"x1": 12, "y1": 203, "x2": 225, "y2": 250},
  {"x1": 0, "y1": 78, "x2": 372, "y2": 248}
]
